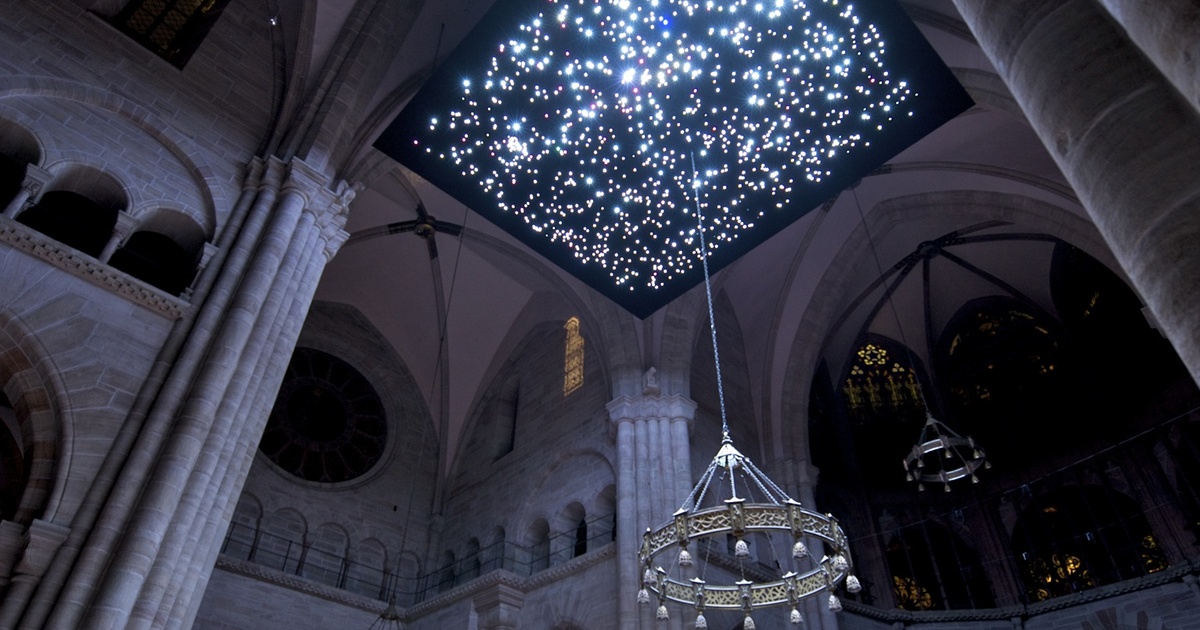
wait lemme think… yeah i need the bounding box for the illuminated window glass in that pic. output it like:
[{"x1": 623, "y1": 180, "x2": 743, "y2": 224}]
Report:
[
  {"x1": 564, "y1": 317, "x2": 585, "y2": 396},
  {"x1": 886, "y1": 523, "x2": 993, "y2": 611},
  {"x1": 1013, "y1": 485, "x2": 1167, "y2": 603},
  {"x1": 840, "y1": 336, "x2": 931, "y2": 488},
  {"x1": 112, "y1": 0, "x2": 234, "y2": 68}
]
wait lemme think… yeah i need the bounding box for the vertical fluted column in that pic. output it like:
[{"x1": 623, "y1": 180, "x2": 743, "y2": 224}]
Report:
[
  {"x1": 608, "y1": 393, "x2": 696, "y2": 629},
  {"x1": 1094, "y1": 0, "x2": 1200, "y2": 115},
  {"x1": 613, "y1": 418, "x2": 638, "y2": 629},
  {"x1": 948, "y1": 0, "x2": 1200, "y2": 387}
]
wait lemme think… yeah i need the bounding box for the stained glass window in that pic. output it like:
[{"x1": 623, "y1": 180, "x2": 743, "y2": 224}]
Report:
[
  {"x1": 112, "y1": 0, "x2": 234, "y2": 68},
  {"x1": 1013, "y1": 485, "x2": 1167, "y2": 603},
  {"x1": 564, "y1": 317, "x2": 585, "y2": 395}
]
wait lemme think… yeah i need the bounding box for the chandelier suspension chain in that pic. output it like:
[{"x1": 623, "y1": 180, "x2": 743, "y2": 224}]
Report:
[{"x1": 691, "y1": 152, "x2": 731, "y2": 440}]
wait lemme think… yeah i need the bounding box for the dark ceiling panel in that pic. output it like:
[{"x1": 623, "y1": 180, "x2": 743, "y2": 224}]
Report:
[{"x1": 377, "y1": 0, "x2": 972, "y2": 317}]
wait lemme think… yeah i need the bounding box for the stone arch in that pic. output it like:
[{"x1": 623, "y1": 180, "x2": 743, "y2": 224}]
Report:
[
  {"x1": 483, "y1": 526, "x2": 507, "y2": 572},
  {"x1": 224, "y1": 493, "x2": 262, "y2": 561},
  {"x1": 0, "y1": 78, "x2": 224, "y2": 234},
  {"x1": 306, "y1": 522, "x2": 350, "y2": 586},
  {"x1": 514, "y1": 449, "x2": 616, "y2": 544},
  {"x1": 110, "y1": 207, "x2": 208, "y2": 296},
  {"x1": 553, "y1": 501, "x2": 587, "y2": 562},
  {"x1": 16, "y1": 163, "x2": 127, "y2": 258},
  {"x1": 348, "y1": 537, "x2": 388, "y2": 599},
  {"x1": 259, "y1": 508, "x2": 307, "y2": 574},
  {"x1": 461, "y1": 537, "x2": 482, "y2": 581},
  {"x1": 589, "y1": 484, "x2": 617, "y2": 545},
  {"x1": 525, "y1": 518, "x2": 551, "y2": 573},
  {"x1": 777, "y1": 190, "x2": 1113, "y2": 477},
  {"x1": 0, "y1": 311, "x2": 66, "y2": 526}
]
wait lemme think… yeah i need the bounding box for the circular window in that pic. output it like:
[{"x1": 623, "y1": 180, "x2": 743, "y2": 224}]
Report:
[{"x1": 259, "y1": 348, "x2": 387, "y2": 483}]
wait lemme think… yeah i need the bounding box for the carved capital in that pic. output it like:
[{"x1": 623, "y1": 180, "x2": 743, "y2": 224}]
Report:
[
  {"x1": 607, "y1": 393, "x2": 697, "y2": 426},
  {"x1": 13, "y1": 519, "x2": 70, "y2": 578}
]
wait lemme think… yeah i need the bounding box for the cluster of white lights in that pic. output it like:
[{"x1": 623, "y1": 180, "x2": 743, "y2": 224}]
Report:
[{"x1": 420, "y1": 0, "x2": 914, "y2": 290}]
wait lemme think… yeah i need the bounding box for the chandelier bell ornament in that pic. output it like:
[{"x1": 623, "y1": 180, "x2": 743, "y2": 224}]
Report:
[{"x1": 902, "y1": 412, "x2": 989, "y2": 492}]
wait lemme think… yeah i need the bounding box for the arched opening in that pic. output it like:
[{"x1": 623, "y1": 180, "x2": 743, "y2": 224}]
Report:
[
  {"x1": 435, "y1": 550, "x2": 456, "y2": 593},
  {"x1": 462, "y1": 538, "x2": 482, "y2": 581},
  {"x1": 109, "y1": 209, "x2": 207, "y2": 296},
  {"x1": 109, "y1": 231, "x2": 197, "y2": 295},
  {"x1": 527, "y1": 518, "x2": 551, "y2": 573},
  {"x1": 17, "y1": 190, "x2": 118, "y2": 257}
]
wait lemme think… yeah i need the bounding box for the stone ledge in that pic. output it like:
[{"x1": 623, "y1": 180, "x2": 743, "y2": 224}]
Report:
[
  {"x1": 842, "y1": 559, "x2": 1199, "y2": 623},
  {"x1": 216, "y1": 541, "x2": 617, "y2": 622},
  {"x1": 0, "y1": 218, "x2": 188, "y2": 320}
]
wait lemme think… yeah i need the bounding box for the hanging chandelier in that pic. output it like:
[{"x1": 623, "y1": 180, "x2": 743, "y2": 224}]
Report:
[
  {"x1": 903, "y1": 413, "x2": 990, "y2": 492},
  {"x1": 637, "y1": 434, "x2": 859, "y2": 628},
  {"x1": 638, "y1": 157, "x2": 858, "y2": 629}
]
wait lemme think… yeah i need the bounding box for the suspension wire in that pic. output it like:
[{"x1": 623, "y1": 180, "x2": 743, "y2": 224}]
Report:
[
  {"x1": 850, "y1": 185, "x2": 933, "y2": 411},
  {"x1": 690, "y1": 152, "x2": 731, "y2": 440}
]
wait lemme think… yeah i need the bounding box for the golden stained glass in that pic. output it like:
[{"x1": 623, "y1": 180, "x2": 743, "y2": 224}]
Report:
[
  {"x1": 563, "y1": 317, "x2": 585, "y2": 396},
  {"x1": 844, "y1": 342, "x2": 923, "y2": 416},
  {"x1": 892, "y1": 576, "x2": 934, "y2": 610}
]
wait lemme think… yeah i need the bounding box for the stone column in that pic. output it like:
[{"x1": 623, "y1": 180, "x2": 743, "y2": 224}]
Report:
[
  {"x1": 1094, "y1": 0, "x2": 1200, "y2": 115},
  {"x1": 0, "y1": 520, "x2": 69, "y2": 630},
  {"x1": 948, "y1": 0, "x2": 1200, "y2": 387},
  {"x1": 25, "y1": 159, "x2": 272, "y2": 630},
  {"x1": 98, "y1": 212, "x2": 138, "y2": 262},
  {"x1": 473, "y1": 582, "x2": 525, "y2": 630},
  {"x1": 1, "y1": 166, "x2": 50, "y2": 220},
  {"x1": 608, "y1": 392, "x2": 695, "y2": 630}
]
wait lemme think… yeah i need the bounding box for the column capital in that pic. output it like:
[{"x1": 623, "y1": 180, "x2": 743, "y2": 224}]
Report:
[
  {"x1": 14, "y1": 519, "x2": 70, "y2": 579},
  {"x1": 606, "y1": 393, "x2": 697, "y2": 426},
  {"x1": 21, "y1": 164, "x2": 52, "y2": 196},
  {"x1": 473, "y1": 582, "x2": 524, "y2": 630}
]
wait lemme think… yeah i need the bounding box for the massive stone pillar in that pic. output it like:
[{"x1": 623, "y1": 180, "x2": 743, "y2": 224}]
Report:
[
  {"x1": 608, "y1": 389, "x2": 695, "y2": 630},
  {"x1": 1094, "y1": 0, "x2": 1200, "y2": 115},
  {"x1": 3, "y1": 157, "x2": 350, "y2": 630},
  {"x1": 948, "y1": 0, "x2": 1200, "y2": 387}
]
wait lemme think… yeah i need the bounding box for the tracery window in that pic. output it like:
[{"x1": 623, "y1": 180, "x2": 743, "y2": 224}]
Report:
[
  {"x1": 112, "y1": 0, "x2": 235, "y2": 68},
  {"x1": 885, "y1": 522, "x2": 993, "y2": 611},
  {"x1": 563, "y1": 317, "x2": 585, "y2": 396},
  {"x1": 841, "y1": 336, "x2": 931, "y2": 488},
  {"x1": 1012, "y1": 485, "x2": 1167, "y2": 602}
]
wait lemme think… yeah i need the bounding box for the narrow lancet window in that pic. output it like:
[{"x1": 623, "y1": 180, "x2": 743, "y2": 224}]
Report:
[{"x1": 564, "y1": 317, "x2": 585, "y2": 396}]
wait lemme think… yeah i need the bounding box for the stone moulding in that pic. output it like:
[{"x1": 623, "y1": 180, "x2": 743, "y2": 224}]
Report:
[
  {"x1": 0, "y1": 219, "x2": 187, "y2": 320},
  {"x1": 842, "y1": 559, "x2": 1199, "y2": 623},
  {"x1": 215, "y1": 541, "x2": 617, "y2": 621}
]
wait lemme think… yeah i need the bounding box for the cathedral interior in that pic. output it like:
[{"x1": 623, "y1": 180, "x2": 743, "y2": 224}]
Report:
[{"x1": 2, "y1": 0, "x2": 1200, "y2": 629}]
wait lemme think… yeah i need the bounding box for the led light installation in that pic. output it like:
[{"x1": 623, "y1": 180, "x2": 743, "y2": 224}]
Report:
[{"x1": 378, "y1": 0, "x2": 972, "y2": 316}]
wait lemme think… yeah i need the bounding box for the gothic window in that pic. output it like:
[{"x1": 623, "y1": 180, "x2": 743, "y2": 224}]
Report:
[
  {"x1": 936, "y1": 298, "x2": 1076, "y2": 462},
  {"x1": 841, "y1": 336, "x2": 931, "y2": 488},
  {"x1": 111, "y1": 0, "x2": 235, "y2": 68},
  {"x1": 109, "y1": 230, "x2": 199, "y2": 295},
  {"x1": 885, "y1": 522, "x2": 993, "y2": 610},
  {"x1": 259, "y1": 348, "x2": 387, "y2": 484},
  {"x1": 1012, "y1": 485, "x2": 1167, "y2": 603},
  {"x1": 563, "y1": 317, "x2": 585, "y2": 395},
  {"x1": 17, "y1": 191, "x2": 118, "y2": 257}
]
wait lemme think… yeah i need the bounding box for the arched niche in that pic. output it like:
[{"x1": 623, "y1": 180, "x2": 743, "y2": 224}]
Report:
[
  {"x1": 17, "y1": 165, "x2": 126, "y2": 257},
  {"x1": 110, "y1": 208, "x2": 208, "y2": 296}
]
